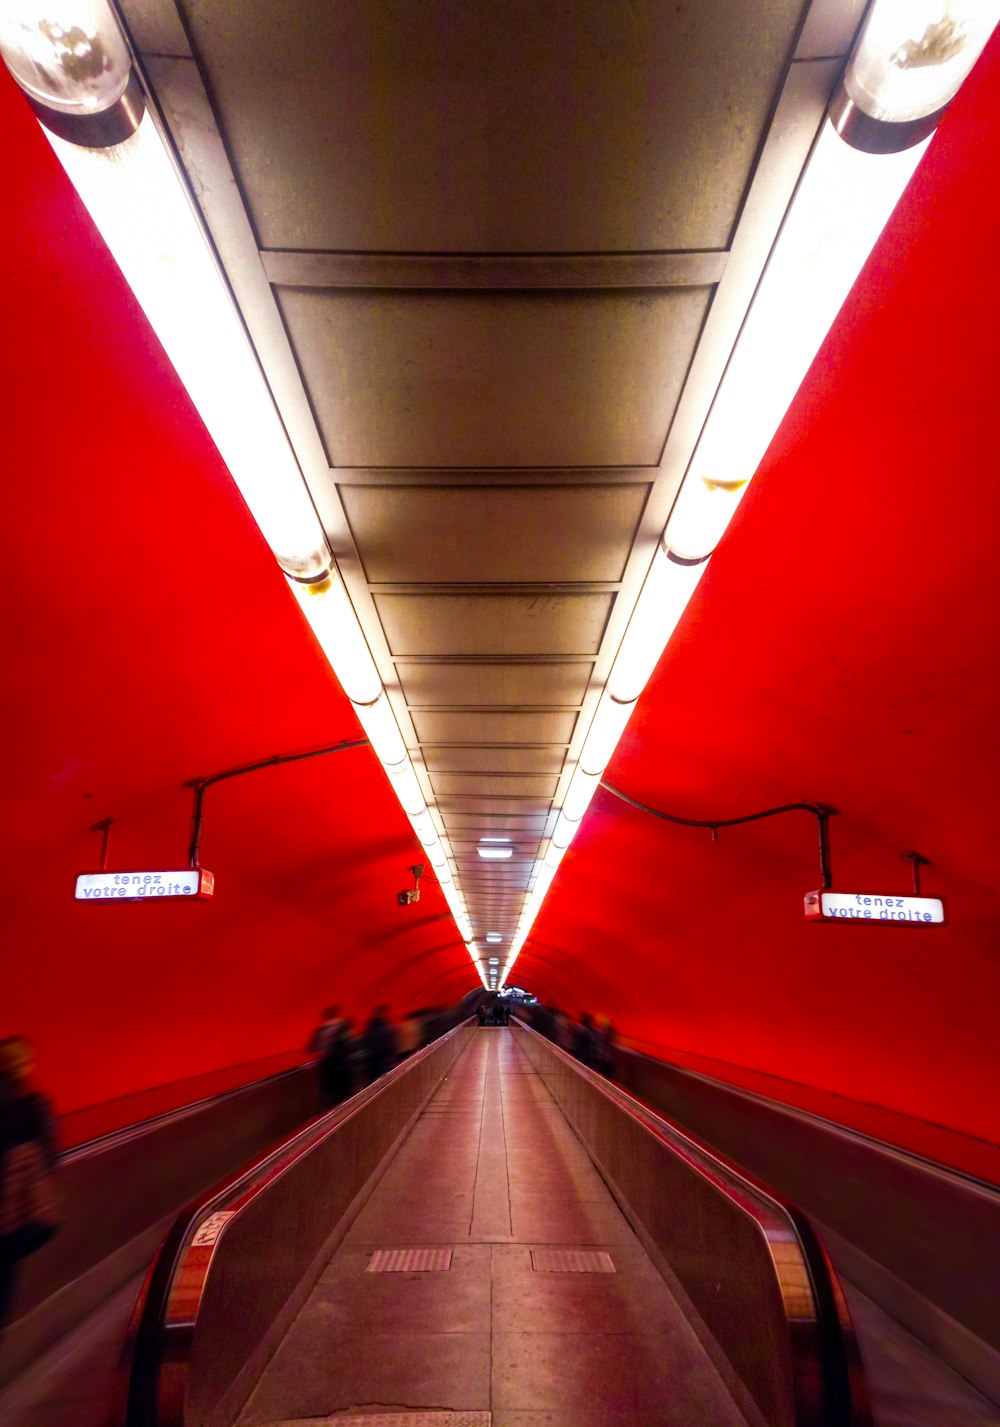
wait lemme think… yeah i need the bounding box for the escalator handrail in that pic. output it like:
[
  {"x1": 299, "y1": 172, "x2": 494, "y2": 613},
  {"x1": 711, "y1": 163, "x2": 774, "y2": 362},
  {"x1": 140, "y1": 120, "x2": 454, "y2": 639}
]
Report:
[
  {"x1": 511, "y1": 1018, "x2": 871, "y2": 1427},
  {"x1": 113, "y1": 1017, "x2": 473, "y2": 1427}
]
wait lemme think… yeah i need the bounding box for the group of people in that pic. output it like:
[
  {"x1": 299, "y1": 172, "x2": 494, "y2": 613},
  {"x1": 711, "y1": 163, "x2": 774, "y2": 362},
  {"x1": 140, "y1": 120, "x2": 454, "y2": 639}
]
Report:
[
  {"x1": 526, "y1": 1004, "x2": 618, "y2": 1077},
  {"x1": 475, "y1": 994, "x2": 510, "y2": 1026},
  {"x1": 309, "y1": 1004, "x2": 439, "y2": 1111}
]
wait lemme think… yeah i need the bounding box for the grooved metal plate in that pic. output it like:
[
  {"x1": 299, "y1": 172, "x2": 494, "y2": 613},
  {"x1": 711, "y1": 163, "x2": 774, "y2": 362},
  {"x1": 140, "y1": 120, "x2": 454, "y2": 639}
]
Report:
[
  {"x1": 367, "y1": 1248, "x2": 454, "y2": 1272},
  {"x1": 531, "y1": 1249, "x2": 616, "y2": 1273}
]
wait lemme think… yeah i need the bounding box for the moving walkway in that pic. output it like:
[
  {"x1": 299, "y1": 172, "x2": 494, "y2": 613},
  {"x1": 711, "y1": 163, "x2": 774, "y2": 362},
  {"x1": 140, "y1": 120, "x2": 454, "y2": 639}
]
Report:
[{"x1": 114, "y1": 1022, "x2": 869, "y2": 1427}]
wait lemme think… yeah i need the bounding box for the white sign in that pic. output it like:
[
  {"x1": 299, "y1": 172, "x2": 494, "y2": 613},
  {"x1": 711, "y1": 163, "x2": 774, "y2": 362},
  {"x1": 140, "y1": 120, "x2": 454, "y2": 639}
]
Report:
[
  {"x1": 804, "y1": 890, "x2": 944, "y2": 924},
  {"x1": 75, "y1": 869, "x2": 214, "y2": 901}
]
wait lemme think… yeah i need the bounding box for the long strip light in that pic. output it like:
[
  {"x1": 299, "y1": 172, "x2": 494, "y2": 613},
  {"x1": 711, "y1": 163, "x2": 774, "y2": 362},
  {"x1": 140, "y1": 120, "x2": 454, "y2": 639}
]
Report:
[
  {"x1": 500, "y1": 0, "x2": 999, "y2": 986},
  {"x1": 0, "y1": 1, "x2": 488, "y2": 977}
]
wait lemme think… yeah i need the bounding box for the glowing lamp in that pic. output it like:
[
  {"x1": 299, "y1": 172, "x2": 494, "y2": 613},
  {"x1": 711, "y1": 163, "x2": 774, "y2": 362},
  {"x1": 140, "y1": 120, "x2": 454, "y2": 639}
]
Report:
[
  {"x1": 833, "y1": 0, "x2": 1000, "y2": 149},
  {"x1": 477, "y1": 840, "x2": 514, "y2": 860}
]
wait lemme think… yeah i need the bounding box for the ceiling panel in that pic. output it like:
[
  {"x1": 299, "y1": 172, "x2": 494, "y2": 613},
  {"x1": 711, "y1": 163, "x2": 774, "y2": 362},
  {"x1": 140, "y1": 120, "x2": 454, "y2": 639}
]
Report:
[
  {"x1": 397, "y1": 662, "x2": 592, "y2": 708},
  {"x1": 441, "y1": 812, "x2": 549, "y2": 833},
  {"x1": 341, "y1": 484, "x2": 650, "y2": 583},
  {"x1": 429, "y1": 773, "x2": 560, "y2": 798},
  {"x1": 435, "y1": 796, "x2": 554, "y2": 815},
  {"x1": 377, "y1": 594, "x2": 613, "y2": 656},
  {"x1": 185, "y1": 0, "x2": 806, "y2": 252},
  {"x1": 459, "y1": 871, "x2": 536, "y2": 885},
  {"x1": 421, "y1": 746, "x2": 565, "y2": 775},
  {"x1": 410, "y1": 710, "x2": 577, "y2": 745},
  {"x1": 277, "y1": 287, "x2": 711, "y2": 468}
]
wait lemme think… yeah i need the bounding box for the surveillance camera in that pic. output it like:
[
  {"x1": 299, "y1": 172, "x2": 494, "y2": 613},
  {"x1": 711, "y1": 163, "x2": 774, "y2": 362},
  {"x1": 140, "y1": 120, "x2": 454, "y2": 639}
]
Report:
[{"x1": 397, "y1": 888, "x2": 421, "y2": 905}]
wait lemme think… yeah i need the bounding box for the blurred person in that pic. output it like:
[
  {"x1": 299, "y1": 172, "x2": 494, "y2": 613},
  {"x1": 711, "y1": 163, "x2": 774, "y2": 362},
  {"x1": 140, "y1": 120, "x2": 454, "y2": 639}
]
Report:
[
  {"x1": 552, "y1": 1007, "x2": 573, "y2": 1051},
  {"x1": 573, "y1": 1012, "x2": 597, "y2": 1068},
  {"x1": 308, "y1": 1005, "x2": 352, "y2": 1110},
  {"x1": 360, "y1": 1006, "x2": 396, "y2": 1083},
  {"x1": 0, "y1": 1036, "x2": 59, "y2": 1336},
  {"x1": 593, "y1": 1017, "x2": 617, "y2": 1078},
  {"x1": 532, "y1": 1002, "x2": 555, "y2": 1041},
  {"x1": 421, "y1": 1005, "x2": 445, "y2": 1042},
  {"x1": 395, "y1": 1009, "x2": 424, "y2": 1061}
]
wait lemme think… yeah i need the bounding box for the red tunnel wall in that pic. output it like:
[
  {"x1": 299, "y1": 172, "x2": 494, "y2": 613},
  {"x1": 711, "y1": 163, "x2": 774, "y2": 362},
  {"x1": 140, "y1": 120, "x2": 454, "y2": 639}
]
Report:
[
  {"x1": 0, "y1": 70, "x2": 475, "y2": 1117},
  {"x1": 523, "y1": 31, "x2": 1000, "y2": 1163}
]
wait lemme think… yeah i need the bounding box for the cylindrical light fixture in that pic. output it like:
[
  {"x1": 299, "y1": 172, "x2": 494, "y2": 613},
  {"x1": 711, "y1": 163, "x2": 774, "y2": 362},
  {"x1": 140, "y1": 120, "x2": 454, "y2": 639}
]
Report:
[
  {"x1": 832, "y1": 0, "x2": 1000, "y2": 152},
  {"x1": 0, "y1": 0, "x2": 142, "y2": 144}
]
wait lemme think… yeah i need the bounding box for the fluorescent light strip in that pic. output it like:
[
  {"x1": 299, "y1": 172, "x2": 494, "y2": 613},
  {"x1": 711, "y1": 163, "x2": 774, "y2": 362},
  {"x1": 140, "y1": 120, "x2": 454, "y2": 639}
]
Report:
[
  {"x1": 666, "y1": 122, "x2": 929, "y2": 562},
  {"x1": 287, "y1": 575, "x2": 478, "y2": 928},
  {"x1": 43, "y1": 114, "x2": 331, "y2": 582}
]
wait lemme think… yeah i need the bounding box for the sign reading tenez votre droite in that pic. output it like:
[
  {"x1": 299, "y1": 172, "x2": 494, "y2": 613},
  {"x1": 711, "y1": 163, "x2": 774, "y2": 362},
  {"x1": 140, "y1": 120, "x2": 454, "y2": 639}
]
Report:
[
  {"x1": 804, "y1": 890, "x2": 945, "y2": 924},
  {"x1": 75, "y1": 869, "x2": 215, "y2": 901}
]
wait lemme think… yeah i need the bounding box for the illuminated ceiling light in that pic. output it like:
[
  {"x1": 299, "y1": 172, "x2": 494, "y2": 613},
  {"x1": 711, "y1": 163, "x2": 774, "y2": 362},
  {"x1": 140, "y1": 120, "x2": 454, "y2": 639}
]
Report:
[
  {"x1": 831, "y1": 0, "x2": 1000, "y2": 149},
  {"x1": 549, "y1": 811, "x2": 580, "y2": 851},
  {"x1": 663, "y1": 127, "x2": 932, "y2": 563},
  {"x1": 407, "y1": 807, "x2": 441, "y2": 848},
  {"x1": 605, "y1": 545, "x2": 709, "y2": 705},
  {"x1": 561, "y1": 768, "x2": 603, "y2": 825},
  {"x1": 351, "y1": 691, "x2": 407, "y2": 769},
  {"x1": 488, "y1": 957, "x2": 500, "y2": 964},
  {"x1": 577, "y1": 695, "x2": 636, "y2": 779},
  {"x1": 485, "y1": 932, "x2": 503, "y2": 944},
  {"x1": 543, "y1": 841, "x2": 566, "y2": 874},
  {"x1": 477, "y1": 840, "x2": 514, "y2": 860},
  {"x1": 0, "y1": 1, "x2": 137, "y2": 124},
  {"x1": 383, "y1": 760, "x2": 426, "y2": 818},
  {"x1": 288, "y1": 577, "x2": 382, "y2": 705},
  {"x1": 423, "y1": 840, "x2": 450, "y2": 872}
]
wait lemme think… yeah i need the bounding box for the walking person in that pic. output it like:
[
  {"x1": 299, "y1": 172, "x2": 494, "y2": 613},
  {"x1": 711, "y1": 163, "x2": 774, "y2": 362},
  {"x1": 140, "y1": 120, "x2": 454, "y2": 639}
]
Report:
[
  {"x1": 309, "y1": 1006, "x2": 352, "y2": 1110},
  {"x1": 360, "y1": 1006, "x2": 396, "y2": 1084},
  {"x1": 0, "y1": 1036, "x2": 59, "y2": 1337}
]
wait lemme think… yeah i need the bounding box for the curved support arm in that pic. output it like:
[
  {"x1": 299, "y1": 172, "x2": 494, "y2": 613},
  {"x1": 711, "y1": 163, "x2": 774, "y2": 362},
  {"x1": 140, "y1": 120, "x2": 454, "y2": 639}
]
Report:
[
  {"x1": 187, "y1": 738, "x2": 369, "y2": 868},
  {"x1": 599, "y1": 780, "x2": 837, "y2": 890}
]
